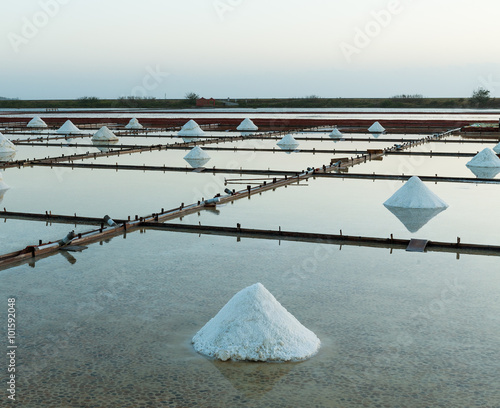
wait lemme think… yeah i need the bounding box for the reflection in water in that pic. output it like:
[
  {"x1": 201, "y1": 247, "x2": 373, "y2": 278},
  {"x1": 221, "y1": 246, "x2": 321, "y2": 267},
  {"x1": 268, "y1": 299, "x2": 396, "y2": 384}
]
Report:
[
  {"x1": 384, "y1": 205, "x2": 447, "y2": 233},
  {"x1": 0, "y1": 174, "x2": 10, "y2": 204},
  {"x1": 466, "y1": 165, "x2": 500, "y2": 179},
  {"x1": 0, "y1": 151, "x2": 16, "y2": 162},
  {"x1": 210, "y1": 359, "x2": 295, "y2": 398},
  {"x1": 60, "y1": 250, "x2": 77, "y2": 265},
  {"x1": 277, "y1": 145, "x2": 300, "y2": 154},
  {"x1": 92, "y1": 139, "x2": 120, "y2": 153},
  {"x1": 0, "y1": 190, "x2": 7, "y2": 204},
  {"x1": 205, "y1": 206, "x2": 221, "y2": 215},
  {"x1": 184, "y1": 157, "x2": 211, "y2": 168}
]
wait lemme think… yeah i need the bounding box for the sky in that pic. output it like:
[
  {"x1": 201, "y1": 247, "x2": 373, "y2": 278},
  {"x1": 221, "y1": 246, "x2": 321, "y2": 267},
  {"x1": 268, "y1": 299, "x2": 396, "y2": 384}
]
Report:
[{"x1": 1, "y1": 0, "x2": 500, "y2": 99}]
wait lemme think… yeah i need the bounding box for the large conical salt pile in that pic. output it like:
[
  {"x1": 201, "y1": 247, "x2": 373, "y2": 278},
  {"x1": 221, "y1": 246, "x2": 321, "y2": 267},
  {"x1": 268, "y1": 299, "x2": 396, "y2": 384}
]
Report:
[
  {"x1": 57, "y1": 120, "x2": 82, "y2": 135},
  {"x1": 329, "y1": 127, "x2": 343, "y2": 138},
  {"x1": 125, "y1": 118, "x2": 143, "y2": 130},
  {"x1": 178, "y1": 120, "x2": 205, "y2": 139},
  {"x1": 192, "y1": 283, "x2": 320, "y2": 362},
  {"x1": 27, "y1": 116, "x2": 48, "y2": 128},
  {"x1": 368, "y1": 121, "x2": 385, "y2": 133},
  {"x1": 466, "y1": 148, "x2": 500, "y2": 168},
  {"x1": 0, "y1": 133, "x2": 16, "y2": 153},
  {"x1": 277, "y1": 134, "x2": 300, "y2": 151},
  {"x1": 92, "y1": 126, "x2": 119, "y2": 142},
  {"x1": 493, "y1": 142, "x2": 500, "y2": 154},
  {"x1": 384, "y1": 176, "x2": 448, "y2": 209},
  {"x1": 184, "y1": 146, "x2": 211, "y2": 168},
  {"x1": 237, "y1": 118, "x2": 258, "y2": 132}
]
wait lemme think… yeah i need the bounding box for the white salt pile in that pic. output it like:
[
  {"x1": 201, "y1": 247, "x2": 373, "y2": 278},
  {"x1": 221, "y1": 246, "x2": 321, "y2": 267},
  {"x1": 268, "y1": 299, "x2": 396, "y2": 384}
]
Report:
[
  {"x1": 466, "y1": 148, "x2": 500, "y2": 168},
  {"x1": 368, "y1": 121, "x2": 385, "y2": 133},
  {"x1": 183, "y1": 146, "x2": 211, "y2": 168},
  {"x1": 57, "y1": 120, "x2": 82, "y2": 135},
  {"x1": 125, "y1": 118, "x2": 143, "y2": 130},
  {"x1": 493, "y1": 142, "x2": 500, "y2": 154},
  {"x1": 0, "y1": 133, "x2": 16, "y2": 153},
  {"x1": 237, "y1": 118, "x2": 258, "y2": 132},
  {"x1": 92, "y1": 126, "x2": 119, "y2": 142},
  {"x1": 27, "y1": 116, "x2": 48, "y2": 128},
  {"x1": 178, "y1": 120, "x2": 205, "y2": 138},
  {"x1": 384, "y1": 176, "x2": 448, "y2": 209},
  {"x1": 192, "y1": 283, "x2": 320, "y2": 362},
  {"x1": 277, "y1": 134, "x2": 300, "y2": 150},
  {"x1": 329, "y1": 127, "x2": 343, "y2": 138}
]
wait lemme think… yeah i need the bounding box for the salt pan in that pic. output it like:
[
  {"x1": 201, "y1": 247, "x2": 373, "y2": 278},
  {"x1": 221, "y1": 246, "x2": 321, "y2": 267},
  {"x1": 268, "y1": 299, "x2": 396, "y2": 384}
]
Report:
[{"x1": 192, "y1": 283, "x2": 320, "y2": 362}]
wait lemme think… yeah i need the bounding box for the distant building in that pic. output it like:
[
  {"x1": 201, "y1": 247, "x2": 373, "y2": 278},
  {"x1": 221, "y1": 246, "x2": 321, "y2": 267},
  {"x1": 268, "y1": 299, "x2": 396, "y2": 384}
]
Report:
[{"x1": 196, "y1": 97, "x2": 216, "y2": 107}]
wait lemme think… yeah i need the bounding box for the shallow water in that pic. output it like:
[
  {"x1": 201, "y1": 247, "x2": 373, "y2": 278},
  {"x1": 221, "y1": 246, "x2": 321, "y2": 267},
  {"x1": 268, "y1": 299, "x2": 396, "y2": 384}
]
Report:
[{"x1": 0, "y1": 231, "x2": 499, "y2": 407}]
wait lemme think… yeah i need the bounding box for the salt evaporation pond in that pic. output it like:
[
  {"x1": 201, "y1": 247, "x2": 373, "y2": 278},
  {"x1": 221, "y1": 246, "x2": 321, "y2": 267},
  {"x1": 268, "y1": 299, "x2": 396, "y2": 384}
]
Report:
[
  {"x1": 1, "y1": 110, "x2": 499, "y2": 407},
  {"x1": 0, "y1": 230, "x2": 499, "y2": 407}
]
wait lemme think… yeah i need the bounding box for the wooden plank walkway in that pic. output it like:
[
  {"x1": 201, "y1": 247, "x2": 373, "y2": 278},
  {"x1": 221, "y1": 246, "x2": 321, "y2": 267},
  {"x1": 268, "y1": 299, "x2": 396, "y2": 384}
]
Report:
[
  {"x1": 143, "y1": 222, "x2": 500, "y2": 257},
  {"x1": 10, "y1": 141, "x2": 483, "y2": 158}
]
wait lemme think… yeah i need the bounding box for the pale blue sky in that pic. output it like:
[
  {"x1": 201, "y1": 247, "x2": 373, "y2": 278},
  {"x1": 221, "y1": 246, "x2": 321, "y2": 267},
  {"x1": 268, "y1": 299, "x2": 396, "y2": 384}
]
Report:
[{"x1": 1, "y1": 0, "x2": 499, "y2": 99}]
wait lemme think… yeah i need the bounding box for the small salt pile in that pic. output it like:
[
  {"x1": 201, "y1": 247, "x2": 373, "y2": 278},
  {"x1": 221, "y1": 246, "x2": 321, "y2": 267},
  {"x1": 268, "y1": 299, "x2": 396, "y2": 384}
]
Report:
[
  {"x1": 192, "y1": 283, "x2": 320, "y2": 362},
  {"x1": 237, "y1": 118, "x2": 258, "y2": 132},
  {"x1": 125, "y1": 118, "x2": 143, "y2": 130},
  {"x1": 183, "y1": 146, "x2": 211, "y2": 168},
  {"x1": 368, "y1": 121, "x2": 385, "y2": 133},
  {"x1": 277, "y1": 134, "x2": 300, "y2": 151},
  {"x1": 178, "y1": 120, "x2": 205, "y2": 139},
  {"x1": 384, "y1": 176, "x2": 448, "y2": 209},
  {"x1": 329, "y1": 127, "x2": 343, "y2": 138},
  {"x1": 92, "y1": 126, "x2": 119, "y2": 142},
  {"x1": 466, "y1": 148, "x2": 500, "y2": 168},
  {"x1": 493, "y1": 142, "x2": 500, "y2": 154},
  {"x1": 57, "y1": 120, "x2": 82, "y2": 135},
  {"x1": 0, "y1": 133, "x2": 16, "y2": 153},
  {"x1": 27, "y1": 116, "x2": 48, "y2": 128}
]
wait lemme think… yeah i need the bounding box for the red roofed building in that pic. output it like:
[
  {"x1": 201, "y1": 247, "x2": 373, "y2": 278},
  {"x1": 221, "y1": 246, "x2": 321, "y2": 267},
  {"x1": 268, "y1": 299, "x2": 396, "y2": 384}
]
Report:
[{"x1": 196, "y1": 97, "x2": 216, "y2": 107}]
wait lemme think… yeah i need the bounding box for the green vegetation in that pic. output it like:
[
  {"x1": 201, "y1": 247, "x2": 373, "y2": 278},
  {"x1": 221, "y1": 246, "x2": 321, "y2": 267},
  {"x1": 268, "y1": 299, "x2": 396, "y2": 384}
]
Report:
[
  {"x1": 185, "y1": 92, "x2": 199, "y2": 103},
  {"x1": 0, "y1": 96, "x2": 499, "y2": 110},
  {"x1": 470, "y1": 88, "x2": 491, "y2": 108}
]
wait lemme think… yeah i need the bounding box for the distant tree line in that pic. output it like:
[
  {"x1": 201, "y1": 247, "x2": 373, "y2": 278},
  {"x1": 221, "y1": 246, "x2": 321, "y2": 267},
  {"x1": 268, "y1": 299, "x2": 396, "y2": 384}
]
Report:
[{"x1": 391, "y1": 94, "x2": 424, "y2": 99}]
